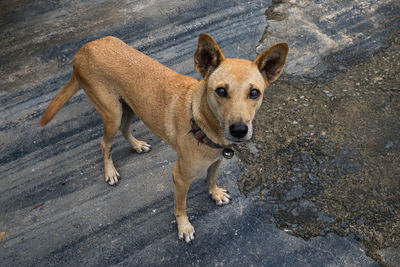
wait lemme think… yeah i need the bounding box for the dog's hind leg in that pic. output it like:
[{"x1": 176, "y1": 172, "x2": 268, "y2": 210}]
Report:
[
  {"x1": 119, "y1": 102, "x2": 152, "y2": 154},
  {"x1": 100, "y1": 114, "x2": 121, "y2": 186},
  {"x1": 79, "y1": 80, "x2": 123, "y2": 185}
]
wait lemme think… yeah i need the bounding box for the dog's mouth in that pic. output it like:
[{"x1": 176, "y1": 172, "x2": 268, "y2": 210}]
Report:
[{"x1": 226, "y1": 135, "x2": 250, "y2": 144}]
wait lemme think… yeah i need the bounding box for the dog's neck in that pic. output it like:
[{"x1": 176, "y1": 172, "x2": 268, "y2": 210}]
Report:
[{"x1": 191, "y1": 81, "x2": 228, "y2": 146}]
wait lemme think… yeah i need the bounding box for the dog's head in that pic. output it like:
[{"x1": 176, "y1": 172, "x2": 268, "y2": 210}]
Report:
[{"x1": 194, "y1": 33, "x2": 288, "y2": 143}]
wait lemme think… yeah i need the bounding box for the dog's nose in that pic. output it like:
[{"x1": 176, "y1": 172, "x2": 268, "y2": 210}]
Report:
[{"x1": 229, "y1": 123, "x2": 248, "y2": 139}]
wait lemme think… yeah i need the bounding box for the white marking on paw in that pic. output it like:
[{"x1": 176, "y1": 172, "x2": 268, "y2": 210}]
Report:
[
  {"x1": 134, "y1": 141, "x2": 152, "y2": 154},
  {"x1": 177, "y1": 216, "x2": 195, "y2": 243},
  {"x1": 209, "y1": 187, "x2": 232, "y2": 206},
  {"x1": 105, "y1": 168, "x2": 120, "y2": 186}
]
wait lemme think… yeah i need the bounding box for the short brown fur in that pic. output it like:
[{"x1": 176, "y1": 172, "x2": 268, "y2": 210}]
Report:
[{"x1": 40, "y1": 34, "x2": 288, "y2": 242}]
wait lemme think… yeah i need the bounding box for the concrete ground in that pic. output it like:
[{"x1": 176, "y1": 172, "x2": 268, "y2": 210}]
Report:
[{"x1": 0, "y1": 0, "x2": 399, "y2": 266}]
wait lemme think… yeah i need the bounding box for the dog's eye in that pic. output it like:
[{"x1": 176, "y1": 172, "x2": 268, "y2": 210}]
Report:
[
  {"x1": 249, "y1": 89, "x2": 261, "y2": 99},
  {"x1": 215, "y1": 87, "x2": 227, "y2": 97}
]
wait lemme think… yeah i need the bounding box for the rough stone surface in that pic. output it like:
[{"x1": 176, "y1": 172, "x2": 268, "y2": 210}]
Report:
[
  {"x1": 240, "y1": 27, "x2": 400, "y2": 267},
  {"x1": 258, "y1": 0, "x2": 400, "y2": 81},
  {"x1": 378, "y1": 248, "x2": 400, "y2": 267}
]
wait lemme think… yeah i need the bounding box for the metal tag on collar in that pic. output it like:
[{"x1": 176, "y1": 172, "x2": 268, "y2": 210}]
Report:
[{"x1": 222, "y1": 148, "x2": 234, "y2": 159}]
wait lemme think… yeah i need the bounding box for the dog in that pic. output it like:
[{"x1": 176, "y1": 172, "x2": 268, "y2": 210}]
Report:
[{"x1": 40, "y1": 34, "x2": 288, "y2": 243}]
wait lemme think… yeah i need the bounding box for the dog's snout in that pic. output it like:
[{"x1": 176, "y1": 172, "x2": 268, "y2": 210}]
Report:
[{"x1": 229, "y1": 123, "x2": 248, "y2": 139}]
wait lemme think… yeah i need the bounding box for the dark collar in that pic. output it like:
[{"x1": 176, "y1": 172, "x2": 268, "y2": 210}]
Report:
[
  {"x1": 188, "y1": 119, "x2": 224, "y2": 149},
  {"x1": 188, "y1": 118, "x2": 237, "y2": 159}
]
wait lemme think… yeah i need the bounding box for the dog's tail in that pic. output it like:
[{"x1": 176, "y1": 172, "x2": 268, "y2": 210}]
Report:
[{"x1": 39, "y1": 73, "x2": 80, "y2": 126}]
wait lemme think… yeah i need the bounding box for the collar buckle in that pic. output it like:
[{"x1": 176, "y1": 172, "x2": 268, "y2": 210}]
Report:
[{"x1": 222, "y1": 148, "x2": 235, "y2": 159}]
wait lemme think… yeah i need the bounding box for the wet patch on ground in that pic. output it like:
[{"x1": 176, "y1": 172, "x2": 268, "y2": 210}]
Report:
[{"x1": 238, "y1": 31, "x2": 400, "y2": 266}]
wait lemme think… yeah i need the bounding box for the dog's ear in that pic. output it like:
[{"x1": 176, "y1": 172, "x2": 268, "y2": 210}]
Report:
[
  {"x1": 194, "y1": 33, "x2": 225, "y2": 79},
  {"x1": 254, "y1": 43, "x2": 288, "y2": 84}
]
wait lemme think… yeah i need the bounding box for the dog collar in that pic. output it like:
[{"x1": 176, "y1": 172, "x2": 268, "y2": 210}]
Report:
[{"x1": 188, "y1": 119, "x2": 235, "y2": 159}]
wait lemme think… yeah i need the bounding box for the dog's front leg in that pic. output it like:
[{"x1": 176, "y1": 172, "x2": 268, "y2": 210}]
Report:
[
  {"x1": 172, "y1": 162, "x2": 195, "y2": 243},
  {"x1": 206, "y1": 159, "x2": 232, "y2": 205}
]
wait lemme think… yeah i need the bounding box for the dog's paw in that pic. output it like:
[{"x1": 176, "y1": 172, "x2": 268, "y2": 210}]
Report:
[
  {"x1": 133, "y1": 140, "x2": 152, "y2": 154},
  {"x1": 209, "y1": 187, "x2": 232, "y2": 205},
  {"x1": 177, "y1": 215, "x2": 195, "y2": 243},
  {"x1": 105, "y1": 167, "x2": 120, "y2": 186}
]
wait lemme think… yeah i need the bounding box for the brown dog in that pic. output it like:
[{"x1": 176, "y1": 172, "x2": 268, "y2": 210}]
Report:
[{"x1": 40, "y1": 34, "x2": 288, "y2": 242}]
